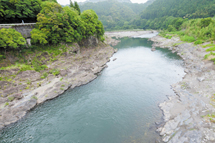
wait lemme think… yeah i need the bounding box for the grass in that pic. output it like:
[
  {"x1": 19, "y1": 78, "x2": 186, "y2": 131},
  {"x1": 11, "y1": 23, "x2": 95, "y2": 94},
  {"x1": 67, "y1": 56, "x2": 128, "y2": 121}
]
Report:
[
  {"x1": 203, "y1": 114, "x2": 215, "y2": 123},
  {"x1": 194, "y1": 40, "x2": 204, "y2": 45},
  {"x1": 8, "y1": 97, "x2": 14, "y2": 101},
  {"x1": 4, "y1": 102, "x2": 9, "y2": 106},
  {"x1": 202, "y1": 43, "x2": 215, "y2": 48},
  {"x1": 50, "y1": 69, "x2": 60, "y2": 76},
  {"x1": 60, "y1": 87, "x2": 64, "y2": 90},
  {"x1": 41, "y1": 72, "x2": 48, "y2": 79},
  {"x1": 180, "y1": 35, "x2": 195, "y2": 42},
  {"x1": 206, "y1": 46, "x2": 215, "y2": 52},
  {"x1": 31, "y1": 96, "x2": 38, "y2": 100}
]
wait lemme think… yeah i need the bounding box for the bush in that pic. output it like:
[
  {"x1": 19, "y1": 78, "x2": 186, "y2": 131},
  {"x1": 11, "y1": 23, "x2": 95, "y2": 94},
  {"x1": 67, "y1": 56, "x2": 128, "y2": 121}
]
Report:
[
  {"x1": 180, "y1": 35, "x2": 195, "y2": 42},
  {"x1": 41, "y1": 72, "x2": 48, "y2": 79},
  {"x1": 31, "y1": 29, "x2": 48, "y2": 45},
  {"x1": 200, "y1": 18, "x2": 212, "y2": 28},
  {"x1": 0, "y1": 28, "x2": 26, "y2": 49},
  {"x1": 50, "y1": 69, "x2": 60, "y2": 76},
  {"x1": 194, "y1": 40, "x2": 204, "y2": 45},
  {"x1": 206, "y1": 46, "x2": 215, "y2": 52}
]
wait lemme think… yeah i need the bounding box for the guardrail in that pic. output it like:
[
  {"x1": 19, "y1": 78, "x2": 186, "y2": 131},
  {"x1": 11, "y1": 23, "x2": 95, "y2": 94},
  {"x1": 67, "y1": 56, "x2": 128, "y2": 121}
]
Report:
[{"x1": 0, "y1": 23, "x2": 36, "y2": 27}]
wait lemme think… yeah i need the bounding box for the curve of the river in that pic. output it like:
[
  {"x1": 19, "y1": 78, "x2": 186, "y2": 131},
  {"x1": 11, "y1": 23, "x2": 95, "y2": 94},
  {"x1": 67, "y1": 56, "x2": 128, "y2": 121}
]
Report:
[{"x1": 0, "y1": 36, "x2": 185, "y2": 143}]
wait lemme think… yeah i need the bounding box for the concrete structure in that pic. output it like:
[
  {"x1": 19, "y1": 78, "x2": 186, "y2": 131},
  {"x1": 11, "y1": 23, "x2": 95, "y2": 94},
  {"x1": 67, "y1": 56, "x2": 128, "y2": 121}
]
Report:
[{"x1": 0, "y1": 23, "x2": 36, "y2": 38}]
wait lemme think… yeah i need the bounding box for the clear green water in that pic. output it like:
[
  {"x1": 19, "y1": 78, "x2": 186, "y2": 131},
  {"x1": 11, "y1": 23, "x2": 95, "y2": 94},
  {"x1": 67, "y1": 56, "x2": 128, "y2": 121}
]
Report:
[{"x1": 0, "y1": 37, "x2": 184, "y2": 143}]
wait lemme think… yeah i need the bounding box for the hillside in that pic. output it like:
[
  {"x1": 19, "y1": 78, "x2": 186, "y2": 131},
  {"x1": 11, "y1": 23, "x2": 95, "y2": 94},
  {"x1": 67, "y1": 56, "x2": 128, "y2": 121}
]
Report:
[
  {"x1": 80, "y1": 0, "x2": 131, "y2": 4},
  {"x1": 79, "y1": 0, "x2": 155, "y2": 30},
  {"x1": 140, "y1": 0, "x2": 215, "y2": 19}
]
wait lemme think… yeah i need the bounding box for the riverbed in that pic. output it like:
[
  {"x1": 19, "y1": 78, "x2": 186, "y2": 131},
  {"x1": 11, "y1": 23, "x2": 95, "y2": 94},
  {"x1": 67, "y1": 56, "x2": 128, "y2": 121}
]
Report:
[{"x1": 0, "y1": 36, "x2": 185, "y2": 143}]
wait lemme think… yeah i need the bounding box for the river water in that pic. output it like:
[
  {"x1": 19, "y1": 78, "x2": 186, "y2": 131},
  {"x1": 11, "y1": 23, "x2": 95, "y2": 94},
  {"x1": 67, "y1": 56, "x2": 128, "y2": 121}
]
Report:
[{"x1": 0, "y1": 36, "x2": 184, "y2": 143}]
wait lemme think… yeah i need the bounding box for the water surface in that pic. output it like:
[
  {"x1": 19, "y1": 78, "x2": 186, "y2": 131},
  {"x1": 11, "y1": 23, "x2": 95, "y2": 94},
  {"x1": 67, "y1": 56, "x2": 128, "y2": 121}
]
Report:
[{"x1": 0, "y1": 37, "x2": 184, "y2": 143}]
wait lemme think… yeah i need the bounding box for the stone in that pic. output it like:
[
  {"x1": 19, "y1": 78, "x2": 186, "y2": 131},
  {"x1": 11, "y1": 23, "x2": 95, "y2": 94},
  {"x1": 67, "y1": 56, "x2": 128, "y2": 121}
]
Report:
[
  {"x1": 197, "y1": 77, "x2": 205, "y2": 82},
  {"x1": 113, "y1": 58, "x2": 117, "y2": 61},
  {"x1": 151, "y1": 47, "x2": 156, "y2": 51},
  {"x1": 60, "y1": 70, "x2": 68, "y2": 76}
]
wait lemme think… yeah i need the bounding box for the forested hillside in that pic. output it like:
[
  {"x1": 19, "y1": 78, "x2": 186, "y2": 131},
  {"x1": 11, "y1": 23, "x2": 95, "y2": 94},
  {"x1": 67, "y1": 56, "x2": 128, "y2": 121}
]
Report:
[
  {"x1": 0, "y1": 0, "x2": 59, "y2": 23},
  {"x1": 140, "y1": 0, "x2": 215, "y2": 19},
  {"x1": 80, "y1": 0, "x2": 155, "y2": 30},
  {"x1": 133, "y1": 0, "x2": 215, "y2": 30}
]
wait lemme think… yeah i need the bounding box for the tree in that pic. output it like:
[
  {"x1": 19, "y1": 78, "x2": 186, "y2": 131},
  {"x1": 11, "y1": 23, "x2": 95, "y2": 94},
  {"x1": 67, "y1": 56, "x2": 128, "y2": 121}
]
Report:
[
  {"x1": 0, "y1": 28, "x2": 26, "y2": 50},
  {"x1": 70, "y1": 0, "x2": 74, "y2": 8},
  {"x1": 74, "y1": 1, "x2": 81, "y2": 15}
]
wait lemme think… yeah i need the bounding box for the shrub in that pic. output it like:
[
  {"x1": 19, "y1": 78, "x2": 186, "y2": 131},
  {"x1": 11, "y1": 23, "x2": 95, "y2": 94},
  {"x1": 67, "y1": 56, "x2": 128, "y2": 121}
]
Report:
[
  {"x1": 50, "y1": 69, "x2": 60, "y2": 76},
  {"x1": 180, "y1": 35, "x2": 195, "y2": 42},
  {"x1": 31, "y1": 29, "x2": 48, "y2": 45},
  {"x1": 206, "y1": 46, "x2": 215, "y2": 52},
  {"x1": 8, "y1": 97, "x2": 14, "y2": 101},
  {"x1": 41, "y1": 72, "x2": 48, "y2": 79},
  {"x1": 194, "y1": 40, "x2": 204, "y2": 45},
  {"x1": 0, "y1": 28, "x2": 26, "y2": 49}
]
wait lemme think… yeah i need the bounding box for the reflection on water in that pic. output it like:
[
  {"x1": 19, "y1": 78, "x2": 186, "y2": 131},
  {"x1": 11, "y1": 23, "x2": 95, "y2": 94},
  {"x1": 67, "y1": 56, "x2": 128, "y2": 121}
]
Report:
[{"x1": 0, "y1": 37, "x2": 184, "y2": 143}]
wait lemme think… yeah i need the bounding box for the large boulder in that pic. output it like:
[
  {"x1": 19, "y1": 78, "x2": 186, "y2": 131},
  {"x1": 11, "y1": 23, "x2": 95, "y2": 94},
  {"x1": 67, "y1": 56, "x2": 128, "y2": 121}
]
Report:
[{"x1": 78, "y1": 36, "x2": 98, "y2": 48}]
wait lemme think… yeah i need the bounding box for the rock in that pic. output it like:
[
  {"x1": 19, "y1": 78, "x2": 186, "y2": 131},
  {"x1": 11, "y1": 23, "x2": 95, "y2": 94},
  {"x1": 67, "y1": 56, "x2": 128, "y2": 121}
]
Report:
[
  {"x1": 0, "y1": 97, "x2": 9, "y2": 104},
  {"x1": 197, "y1": 77, "x2": 205, "y2": 82},
  {"x1": 151, "y1": 47, "x2": 156, "y2": 51},
  {"x1": 78, "y1": 36, "x2": 98, "y2": 47},
  {"x1": 114, "y1": 49, "x2": 118, "y2": 53},
  {"x1": 26, "y1": 38, "x2": 31, "y2": 46},
  {"x1": 113, "y1": 58, "x2": 117, "y2": 61},
  {"x1": 60, "y1": 70, "x2": 68, "y2": 76},
  {"x1": 9, "y1": 93, "x2": 23, "y2": 100}
]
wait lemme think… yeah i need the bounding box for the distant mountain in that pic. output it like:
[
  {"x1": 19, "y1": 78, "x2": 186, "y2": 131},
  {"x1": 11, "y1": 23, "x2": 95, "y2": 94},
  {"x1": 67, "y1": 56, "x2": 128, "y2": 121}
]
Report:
[
  {"x1": 79, "y1": 0, "x2": 131, "y2": 5},
  {"x1": 79, "y1": 0, "x2": 153, "y2": 30}
]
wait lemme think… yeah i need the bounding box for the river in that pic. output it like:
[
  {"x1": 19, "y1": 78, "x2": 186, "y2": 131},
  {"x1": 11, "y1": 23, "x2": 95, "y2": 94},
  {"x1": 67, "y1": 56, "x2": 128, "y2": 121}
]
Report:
[{"x1": 0, "y1": 36, "x2": 184, "y2": 143}]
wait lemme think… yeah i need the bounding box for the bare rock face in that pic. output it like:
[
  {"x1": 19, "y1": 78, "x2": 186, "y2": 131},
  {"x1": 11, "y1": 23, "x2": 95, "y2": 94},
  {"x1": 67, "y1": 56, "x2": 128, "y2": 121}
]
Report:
[
  {"x1": 150, "y1": 35, "x2": 215, "y2": 143},
  {"x1": 78, "y1": 36, "x2": 98, "y2": 47},
  {"x1": 15, "y1": 70, "x2": 40, "y2": 82}
]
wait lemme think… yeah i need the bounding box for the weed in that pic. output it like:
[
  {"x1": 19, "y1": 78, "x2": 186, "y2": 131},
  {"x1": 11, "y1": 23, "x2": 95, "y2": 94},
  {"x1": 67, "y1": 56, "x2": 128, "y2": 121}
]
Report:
[
  {"x1": 60, "y1": 77, "x2": 63, "y2": 81},
  {"x1": 31, "y1": 96, "x2": 38, "y2": 100},
  {"x1": 50, "y1": 69, "x2": 60, "y2": 76},
  {"x1": 4, "y1": 102, "x2": 9, "y2": 106},
  {"x1": 206, "y1": 46, "x2": 215, "y2": 52},
  {"x1": 180, "y1": 35, "x2": 195, "y2": 42},
  {"x1": 8, "y1": 97, "x2": 14, "y2": 101},
  {"x1": 194, "y1": 40, "x2": 203, "y2": 45},
  {"x1": 202, "y1": 43, "x2": 215, "y2": 48},
  {"x1": 60, "y1": 87, "x2": 64, "y2": 90},
  {"x1": 41, "y1": 72, "x2": 48, "y2": 79},
  {"x1": 61, "y1": 84, "x2": 65, "y2": 87}
]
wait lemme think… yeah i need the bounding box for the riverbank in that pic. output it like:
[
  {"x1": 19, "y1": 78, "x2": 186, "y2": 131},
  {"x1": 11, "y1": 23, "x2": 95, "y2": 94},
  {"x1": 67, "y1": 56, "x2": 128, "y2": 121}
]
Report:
[
  {"x1": 105, "y1": 30, "x2": 215, "y2": 142},
  {"x1": 150, "y1": 35, "x2": 215, "y2": 142},
  {"x1": 0, "y1": 37, "x2": 115, "y2": 130},
  {"x1": 104, "y1": 30, "x2": 157, "y2": 46}
]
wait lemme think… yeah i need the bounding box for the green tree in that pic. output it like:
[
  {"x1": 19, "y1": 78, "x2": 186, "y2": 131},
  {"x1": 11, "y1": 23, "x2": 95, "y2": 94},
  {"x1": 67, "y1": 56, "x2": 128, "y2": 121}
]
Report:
[
  {"x1": 70, "y1": 0, "x2": 74, "y2": 8},
  {"x1": 74, "y1": 1, "x2": 81, "y2": 15},
  {"x1": 81, "y1": 9, "x2": 104, "y2": 39},
  {"x1": 0, "y1": 28, "x2": 26, "y2": 50}
]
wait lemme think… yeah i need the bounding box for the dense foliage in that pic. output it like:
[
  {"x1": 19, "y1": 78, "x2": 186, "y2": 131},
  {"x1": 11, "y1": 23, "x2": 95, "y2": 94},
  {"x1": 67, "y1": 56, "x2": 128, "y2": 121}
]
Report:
[
  {"x1": 31, "y1": 1, "x2": 104, "y2": 44},
  {"x1": 79, "y1": 0, "x2": 155, "y2": 30},
  {"x1": 132, "y1": 0, "x2": 215, "y2": 30},
  {"x1": 140, "y1": 0, "x2": 215, "y2": 20},
  {"x1": 0, "y1": 28, "x2": 26, "y2": 49},
  {"x1": 0, "y1": 0, "x2": 57, "y2": 23}
]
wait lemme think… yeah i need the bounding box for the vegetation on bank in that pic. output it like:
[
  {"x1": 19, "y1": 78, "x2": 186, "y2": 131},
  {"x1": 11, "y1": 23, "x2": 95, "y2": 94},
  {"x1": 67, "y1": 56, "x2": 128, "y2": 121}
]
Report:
[
  {"x1": 0, "y1": 0, "x2": 105, "y2": 73},
  {"x1": 0, "y1": 0, "x2": 57, "y2": 23}
]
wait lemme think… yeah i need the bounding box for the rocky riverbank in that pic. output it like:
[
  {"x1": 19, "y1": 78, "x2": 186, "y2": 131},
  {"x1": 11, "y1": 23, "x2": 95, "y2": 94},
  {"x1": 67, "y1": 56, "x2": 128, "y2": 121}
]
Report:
[
  {"x1": 150, "y1": 36, "x2": 215, "y2": 143},
  {"x1": 0, "y1": 36, "x2": 115, "y2": 130}
]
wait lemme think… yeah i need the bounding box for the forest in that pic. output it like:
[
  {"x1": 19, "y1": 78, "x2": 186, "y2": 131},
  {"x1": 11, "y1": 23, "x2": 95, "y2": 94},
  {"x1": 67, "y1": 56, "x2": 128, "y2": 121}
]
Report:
[
  {"x1": 79, "y1": 0, "x2": 155, "y2": 30},
  {"x1": 0, "y1": 0, "x2": 104, "y2": 50}
]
